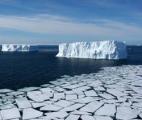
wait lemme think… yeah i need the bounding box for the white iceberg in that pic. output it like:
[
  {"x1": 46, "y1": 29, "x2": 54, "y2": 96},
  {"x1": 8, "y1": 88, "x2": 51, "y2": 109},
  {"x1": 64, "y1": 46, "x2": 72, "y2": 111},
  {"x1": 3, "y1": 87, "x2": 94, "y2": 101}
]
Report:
[
  {"x1": 1, "y1": 44, "x2": 38, "y2": 52},
  {"x1": 56, "y1": 40, "x2": 127, "y2": 59}
]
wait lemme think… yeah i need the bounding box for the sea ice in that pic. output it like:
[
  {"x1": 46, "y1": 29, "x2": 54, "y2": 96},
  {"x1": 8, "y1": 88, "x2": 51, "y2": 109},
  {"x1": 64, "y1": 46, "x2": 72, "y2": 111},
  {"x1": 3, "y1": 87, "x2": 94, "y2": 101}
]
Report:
[
  {"x1": 54, "y1": 100, "x2": 74, "y2": 108},
  {"x1": 0, "y1": 65, "x2": 142, "y2": 120},
  {"x1": 0, "y1": 104, "x2": 16, "y2": 110},
  {"x1": 95, "y1": 104, "x2": 116, "y2": 116},
  {"x1": 94, "y1": 116, "x2": 113, "y2": 120},
  {"x1": 116, "y1": 106, "x2": 138, "y2": 120},
  {"x1": 22, "y1": 108, "x2": 43, "y2": 120},
  {"x1": 61, "y1": 103, "x2": 85, "y2": 112},
  {"x1": 66, "y1": 94, "x2": 78, "y2": 100},
  {"x1": 0, "y1": 108, "x2": 20, "y2": 120},
  {"x1": 40, "y1": 104, "x2": 62, "y2": 111},
  {"x1": 27, "y1": 91, "x2": 49, "y2": 102},
  {"x1": 32, "y1": 101, "x2": 53, "y2": 108},
  {"x1": 16, "y1": 97, "x2": 31, "y2": 109},
  {"x1": 80, "y1": 101, "x2": 104, "y2": 113},
  {"x1": 81, "y1": 115, "x2": 95, "y2": 120},
  {"x1": 65, "y1": 114, "x2": 80, "y2": 120},
  {"x1": 84, "y1": 90, "x2": 98, "y2": 97},
  {"x1": 53, "y1": 92, "x2": 65, "y2": 101},
  {"x1": 45, "y1": 111, "x2": 68, "y2": 119}
]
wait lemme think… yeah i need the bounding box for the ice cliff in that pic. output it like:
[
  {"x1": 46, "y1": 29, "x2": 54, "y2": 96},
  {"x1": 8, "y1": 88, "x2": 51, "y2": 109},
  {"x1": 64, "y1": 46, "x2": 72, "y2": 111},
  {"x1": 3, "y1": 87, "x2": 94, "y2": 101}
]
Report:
[
  {"x1": 1, "y1": 44, "x2": 38, "y2": 52},
  {"x1": 56, "y1": 40, "x2": 127, "y2": 59}
]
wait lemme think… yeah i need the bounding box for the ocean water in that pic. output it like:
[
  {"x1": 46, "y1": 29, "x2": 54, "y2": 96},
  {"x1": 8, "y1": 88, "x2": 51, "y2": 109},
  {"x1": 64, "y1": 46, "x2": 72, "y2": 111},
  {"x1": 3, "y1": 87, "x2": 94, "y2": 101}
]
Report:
[{"x1": 0, "y1": 46, "x2": 142, "y2": 90}]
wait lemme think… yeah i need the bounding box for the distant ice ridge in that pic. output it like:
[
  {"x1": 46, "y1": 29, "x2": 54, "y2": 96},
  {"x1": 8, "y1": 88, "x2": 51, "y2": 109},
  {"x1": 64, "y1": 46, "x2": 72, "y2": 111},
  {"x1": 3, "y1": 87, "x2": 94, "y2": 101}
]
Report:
[
  {"x1": 56, "y1": 40, "x2": 127, "y2": 59},
  {"x1": 1, "y1": 44, "x2": 38, "y2": 52}
]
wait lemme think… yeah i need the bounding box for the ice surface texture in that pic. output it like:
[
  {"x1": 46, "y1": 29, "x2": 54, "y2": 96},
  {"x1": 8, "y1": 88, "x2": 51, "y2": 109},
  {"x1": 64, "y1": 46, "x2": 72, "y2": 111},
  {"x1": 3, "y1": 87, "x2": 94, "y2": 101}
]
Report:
[
  {"x1": 56, "y1": 40, "x2": 127, "y2": 59},
  {"x1": 0, "y1": 65, "x2": 142, "y2": 119},
  {"x1": 1, "y1": 44, "x2": 38, "y2": 52}
]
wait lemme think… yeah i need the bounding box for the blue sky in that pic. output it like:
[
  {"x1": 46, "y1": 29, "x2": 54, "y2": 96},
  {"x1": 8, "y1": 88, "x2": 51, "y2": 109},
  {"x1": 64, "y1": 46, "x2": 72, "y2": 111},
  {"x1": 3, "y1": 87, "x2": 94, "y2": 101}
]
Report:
[{"x1": 0, "y1": 0, "x2": 142, "y2": 45}]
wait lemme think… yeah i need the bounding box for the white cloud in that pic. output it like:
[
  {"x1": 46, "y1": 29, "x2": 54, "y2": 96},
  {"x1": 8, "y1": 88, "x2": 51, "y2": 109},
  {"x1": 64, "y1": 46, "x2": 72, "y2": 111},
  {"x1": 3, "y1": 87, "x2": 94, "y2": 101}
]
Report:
[{"x1": 0, "y1": 14, "x2": 142, "y2": 43}]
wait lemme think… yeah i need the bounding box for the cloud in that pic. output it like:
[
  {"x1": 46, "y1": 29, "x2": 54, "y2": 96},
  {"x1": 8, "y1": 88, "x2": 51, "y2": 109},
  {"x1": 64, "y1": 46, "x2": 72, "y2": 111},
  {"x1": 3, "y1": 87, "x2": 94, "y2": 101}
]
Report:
[{"x1": 0, "y1": 14, "x2": 142, "y2": 43}]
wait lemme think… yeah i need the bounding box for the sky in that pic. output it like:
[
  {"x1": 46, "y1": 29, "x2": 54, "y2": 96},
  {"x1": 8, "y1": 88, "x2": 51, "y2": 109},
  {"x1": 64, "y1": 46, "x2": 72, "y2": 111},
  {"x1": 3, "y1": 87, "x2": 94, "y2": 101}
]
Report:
[{"x1": 0, "y1": 0, "x2": 142, "y2": 45}]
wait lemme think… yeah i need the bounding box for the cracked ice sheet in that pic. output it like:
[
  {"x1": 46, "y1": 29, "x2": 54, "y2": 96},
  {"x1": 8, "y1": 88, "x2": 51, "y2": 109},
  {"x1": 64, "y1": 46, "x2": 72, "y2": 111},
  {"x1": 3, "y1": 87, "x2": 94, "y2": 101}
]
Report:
[
  {"x1": 80, "y1": 101, "x2": 104, "y2": 113},
  {"x1": 0, "y1": 108, "x2": 20, "y2": 120},
  {"x1": 22, "y1": 108, "x2": 43, "y2": 120},
  {"x1": 0, "y1": 65, "x2": 142, "y2": 120},
  {"x1": 81, "y1": 115, "x2": 95, "y2": 120},
  {"x1": 65, "y1": 115, "x2": 80, "y2": 120},
  {"x1": 16, "y1": 97, "x2": 31, "y2": 109},
  {"x1": 95, "y1": 104, "x2": 116, "y2": 116},
  {"x1": 116, "y1": 106, "x2": 138, "y2": 120},
  {"x1": 27, "y1": 91, "x2": 50, "y2": 102},
  {"x1": 40, "y1": 104, "x2": 62, "y2": 111},
  {"x1": 94, "y1": 116, "x2": 113, "y2": 120},
  {"x1": 44, "y1": 111, "x2": 68, "y2": 119}
]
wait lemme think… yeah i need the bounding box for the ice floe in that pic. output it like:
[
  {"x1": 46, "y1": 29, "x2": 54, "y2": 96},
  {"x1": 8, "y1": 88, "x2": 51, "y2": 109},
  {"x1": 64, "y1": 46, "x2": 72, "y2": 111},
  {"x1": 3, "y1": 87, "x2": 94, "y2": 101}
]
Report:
[
  {"x1": 22, "y1": 108, "x2": 43, "y2": 119},
  {"x1": 0, "y1": 108, "x2": 20, "y2": 120},
  {"x1": 0, "y1": 65, "x2": 142, "y2": 120},
  {"x1": 16, "y1": 97, "x2": 31, "y2": 109}
]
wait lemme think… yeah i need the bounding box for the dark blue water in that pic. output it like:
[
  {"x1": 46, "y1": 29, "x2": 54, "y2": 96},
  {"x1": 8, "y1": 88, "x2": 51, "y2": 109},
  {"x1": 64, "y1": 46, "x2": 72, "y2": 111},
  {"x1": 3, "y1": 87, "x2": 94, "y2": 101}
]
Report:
[{"x1": 0, "y1": 46, "x2": 142, "y2": 90}]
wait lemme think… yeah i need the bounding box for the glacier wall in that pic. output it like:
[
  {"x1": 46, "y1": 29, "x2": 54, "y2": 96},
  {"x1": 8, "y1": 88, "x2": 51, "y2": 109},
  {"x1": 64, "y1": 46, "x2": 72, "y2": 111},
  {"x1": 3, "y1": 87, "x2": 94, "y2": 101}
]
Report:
[
  {"x1": 56, "y1": 40, "x2": 127, "y2": 59},
  {"x1": 1, "y1": 44, "x2": 38, "y2": 52}
]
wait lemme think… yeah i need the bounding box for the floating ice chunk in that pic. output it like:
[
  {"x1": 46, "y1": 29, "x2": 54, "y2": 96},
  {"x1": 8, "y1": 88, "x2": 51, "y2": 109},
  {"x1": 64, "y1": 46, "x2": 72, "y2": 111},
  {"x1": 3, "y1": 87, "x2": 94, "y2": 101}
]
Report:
[
  {"x1": 22, "y1": 108, "x2": 43, "y2": 120},
  {"x1": 53, "y1": 93, "x2": 65, "y2": 100},
  {"x1": 94, "y1": 86, "x2": 105, "y2": 91},
  {"x1": 65, "y1": 114, "x2": 80, "y2": 120},
  {"x1": 62, "y1": 103, "x2": 84, "y2": 112},
  {"x1": 94, "y1": 116, "x2": 113, "y2": 120},
  {"x1": 71, "y1": 110, "x2": 91, "y2": 115},
  {"x1": 40, "y1": 88, "x2": 54, "y2": 97},
  {"x1": 0, "y1": 104, "x2": 16, "y2": 110},
  {"x1": 32, "y1": 101, "x2": 53, "y2": 108},
  {"x1": 18, "y1": 87, "x2": 39, "y2": 92},
  {"x1": 27, "y1": 91, "x2": 49, "y2": 102},
  {"x1": 72, "y1": 97, "x2": 100, "y2": 104},
  {"x1": 54, "y1": 86, "x2": 65, "y2": 92},
  {"x1": 107, "y1": 89, "x2": 126, "y2": 98},
  {"x1": 139, "y1": 112, "x2": 142, "y2": 119},
  {"x1": 40, "y1": 104, "x2": 62, "y2": 111},
  {"x1": 16, "y1": 97, "x2": 31, "y2": 109},
  {"x1": 66, "y1": 94, "x2": 78, "y2": 100},
  {"x1": 81, "y1": 115, "x2": 95, "y2": 120},
  {"x1": 116, "y1": 106, "x2": 138, "y2": 120},
  {"x1": 30, "y1": 117, "x2": 42, "y2": 120},
  {"x1": 85, "y1": 90, "x2": 98, "y2": 97},
  {"x1": 95, "y1": 104, "x2": 116, "y2": 116},
  {"x1": 9, "y1": 119, "x2": 19, "y2": 120},
  {"x1": 7, "y1": 91, "x2": 24, "y2": 96},
  {"x1": 99, "y1": 93, "x2": 115, "y2": 99},
  {"x1": 133, "y1": 102, "x2": 142, "y2": 108},
  {"x1": 80, "y1": 101, "x2": 103, "y2": 113},
  {"x1": 73, "y1": 86, "x2": 90, "y2": 94},
  {"x1": 0, "y1": 108, "x2": 20, "y2": 120},
  {"x1": 54, "y1": 100, "x2": 74, "y2": 108},
  {"x1": 0, "y1": 89, "x2": 13, "y2": 93},
  {"x1": 78, "y1": 94, "x2": 85, "y2": 99},
  {"x1": 45, "y1": 111, "x2": 68, "y2": 119},
  {"x1": 56, "y1": 40, "x2": 127, "y2": 60}
]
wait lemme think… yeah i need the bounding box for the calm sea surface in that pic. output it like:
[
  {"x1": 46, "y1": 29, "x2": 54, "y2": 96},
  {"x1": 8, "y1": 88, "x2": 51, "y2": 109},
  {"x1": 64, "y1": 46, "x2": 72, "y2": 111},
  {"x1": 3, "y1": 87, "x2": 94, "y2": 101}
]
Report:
[{"x1": 0, "y1": 46, "x2": 142, "y2": 90}]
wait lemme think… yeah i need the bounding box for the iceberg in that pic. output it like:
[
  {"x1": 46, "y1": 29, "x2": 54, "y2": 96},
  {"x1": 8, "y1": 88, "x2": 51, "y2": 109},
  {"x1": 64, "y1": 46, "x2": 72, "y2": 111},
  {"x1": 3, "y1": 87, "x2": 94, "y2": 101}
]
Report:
[
  {"x1": 56, "y1": 40, "x2": 127, "y2": 60},
  {"x1": 1, "y1": 44, "x2": 38, "y2": 52}
]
